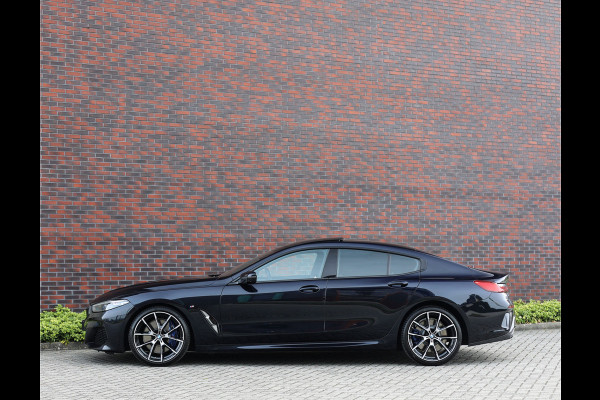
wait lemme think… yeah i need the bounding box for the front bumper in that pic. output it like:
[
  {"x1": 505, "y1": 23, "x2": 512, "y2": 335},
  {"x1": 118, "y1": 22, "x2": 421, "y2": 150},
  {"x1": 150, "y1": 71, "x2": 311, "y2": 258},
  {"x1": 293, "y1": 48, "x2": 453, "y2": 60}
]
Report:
[{"x1": 83, "y1": 302, "x2": 134, "y2": 353}]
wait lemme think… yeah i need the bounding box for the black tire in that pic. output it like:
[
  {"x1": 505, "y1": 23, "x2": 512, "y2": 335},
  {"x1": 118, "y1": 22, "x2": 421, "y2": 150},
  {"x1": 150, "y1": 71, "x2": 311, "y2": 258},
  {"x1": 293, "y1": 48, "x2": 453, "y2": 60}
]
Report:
[
  {"x1": 400, "y1": 306, "x2": 462, "y2": 366},
  {"x1": 128, "y1": 306, "x2": 190, "y2": 366}
]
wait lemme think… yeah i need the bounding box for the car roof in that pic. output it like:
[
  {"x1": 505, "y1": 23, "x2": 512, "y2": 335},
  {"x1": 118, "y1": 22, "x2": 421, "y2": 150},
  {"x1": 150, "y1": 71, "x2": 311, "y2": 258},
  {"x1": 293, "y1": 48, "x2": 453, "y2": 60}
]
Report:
[{"x1": 277, "y1": 237, "x2": 437, "y2": 257}]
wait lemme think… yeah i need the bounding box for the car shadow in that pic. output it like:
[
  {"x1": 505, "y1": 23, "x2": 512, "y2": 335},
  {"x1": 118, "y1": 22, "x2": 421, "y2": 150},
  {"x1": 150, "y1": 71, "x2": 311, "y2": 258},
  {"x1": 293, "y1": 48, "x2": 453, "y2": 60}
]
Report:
[
  {"x1": 180, "y1": 350, "x2": 412, "y2": 366},
  {"x1": 81, "y1": 346, "x2": 508, "y2": 367}
]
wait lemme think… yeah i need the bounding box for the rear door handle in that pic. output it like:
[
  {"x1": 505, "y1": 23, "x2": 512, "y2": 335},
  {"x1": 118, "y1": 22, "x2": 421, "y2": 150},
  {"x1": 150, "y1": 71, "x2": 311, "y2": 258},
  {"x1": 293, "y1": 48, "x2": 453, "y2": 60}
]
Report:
[
  {"x1": 387, "y1": 281, "x2": 409, "y2": 288},
  {"x1": 299, "y1": 285, "x2": 320, "y2": 293}
]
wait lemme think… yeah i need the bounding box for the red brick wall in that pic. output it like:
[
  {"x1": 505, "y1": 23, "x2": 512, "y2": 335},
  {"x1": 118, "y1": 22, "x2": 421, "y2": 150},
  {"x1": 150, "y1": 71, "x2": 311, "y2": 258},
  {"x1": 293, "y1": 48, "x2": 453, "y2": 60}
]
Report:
[{"x1": 40, "y1": 0, "x2": 561, "y2": 311}]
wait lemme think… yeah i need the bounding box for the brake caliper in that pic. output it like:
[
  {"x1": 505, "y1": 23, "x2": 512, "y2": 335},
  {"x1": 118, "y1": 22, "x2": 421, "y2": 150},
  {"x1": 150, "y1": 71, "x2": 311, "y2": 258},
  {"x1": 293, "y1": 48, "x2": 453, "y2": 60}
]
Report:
[
  {"x1": 167, "y1": 320, "x2": 179, "y2": 348},
  {"x1": 410, "y1": 327, "x2": 426, "y2": 346}
]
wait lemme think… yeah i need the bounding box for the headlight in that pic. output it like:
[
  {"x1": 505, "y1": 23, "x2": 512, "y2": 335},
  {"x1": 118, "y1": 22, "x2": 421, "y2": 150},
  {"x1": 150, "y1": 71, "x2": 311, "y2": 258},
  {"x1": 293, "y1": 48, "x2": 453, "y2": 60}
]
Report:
[{"x1": 91, "y1": 299, "x2": 130, "y2": 313}]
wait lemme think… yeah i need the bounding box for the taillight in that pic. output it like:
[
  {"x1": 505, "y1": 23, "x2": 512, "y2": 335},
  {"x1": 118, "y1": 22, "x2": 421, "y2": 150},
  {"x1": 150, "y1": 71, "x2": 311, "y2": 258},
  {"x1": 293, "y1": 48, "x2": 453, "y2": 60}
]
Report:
[{"x1": 474, "y1": 280, "x2": 508, "y2": 293}]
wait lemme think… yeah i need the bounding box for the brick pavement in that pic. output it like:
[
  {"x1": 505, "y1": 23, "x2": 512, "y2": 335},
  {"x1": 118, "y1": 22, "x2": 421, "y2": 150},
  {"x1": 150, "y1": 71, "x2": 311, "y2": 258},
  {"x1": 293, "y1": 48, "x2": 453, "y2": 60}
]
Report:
[{"x1": 40, "y1": 328, "x2": 560, "y2": 399}]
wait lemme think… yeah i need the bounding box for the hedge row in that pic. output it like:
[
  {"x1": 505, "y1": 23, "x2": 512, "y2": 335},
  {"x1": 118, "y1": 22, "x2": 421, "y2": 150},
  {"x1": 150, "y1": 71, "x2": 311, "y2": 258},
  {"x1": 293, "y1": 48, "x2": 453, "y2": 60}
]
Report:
[
  {"x1": 40, "y1": 305, "x2": 86, "y2": 344},
  {"x1": 40, "y1": 299, "x2": 561, "y2": 343},
  {"x1": 513, "y1": 299, "x2": 561, "y2": 325}
]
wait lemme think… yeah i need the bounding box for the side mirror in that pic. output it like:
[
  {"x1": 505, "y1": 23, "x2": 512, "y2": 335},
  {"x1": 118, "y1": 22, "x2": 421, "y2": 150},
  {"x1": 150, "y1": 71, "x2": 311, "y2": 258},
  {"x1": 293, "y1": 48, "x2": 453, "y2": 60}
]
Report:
[{"x1": 239, "y1": 271, "x2": 257, "y2": 285}]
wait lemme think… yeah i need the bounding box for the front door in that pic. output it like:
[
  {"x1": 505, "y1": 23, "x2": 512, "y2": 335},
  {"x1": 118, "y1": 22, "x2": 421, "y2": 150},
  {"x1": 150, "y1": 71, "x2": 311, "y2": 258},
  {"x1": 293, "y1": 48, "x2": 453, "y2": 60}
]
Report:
[{"x1": 219, "y1": 248, "x2": 329, "y2": 344}]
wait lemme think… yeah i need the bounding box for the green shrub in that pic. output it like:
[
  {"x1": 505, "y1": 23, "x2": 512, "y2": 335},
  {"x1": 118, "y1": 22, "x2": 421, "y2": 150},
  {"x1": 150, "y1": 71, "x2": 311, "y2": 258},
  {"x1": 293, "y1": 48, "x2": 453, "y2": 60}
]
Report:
[
  {"x1": 40, "y1": 305, "x2": 86, "y2": 343},
  {"x1": 513, "y1": 299, "x2": 561, "y2": 324}
]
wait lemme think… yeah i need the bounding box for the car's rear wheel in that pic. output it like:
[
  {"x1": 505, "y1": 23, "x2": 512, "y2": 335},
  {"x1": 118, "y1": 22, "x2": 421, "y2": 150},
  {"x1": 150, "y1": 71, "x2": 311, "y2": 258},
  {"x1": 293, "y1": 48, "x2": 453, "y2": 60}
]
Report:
[
  {"x1": 128, "y1": 306, "x2": 190, "y2": 366},
  {"x1": 400, "y1": 306, "x2": 462, "y2": 366}
]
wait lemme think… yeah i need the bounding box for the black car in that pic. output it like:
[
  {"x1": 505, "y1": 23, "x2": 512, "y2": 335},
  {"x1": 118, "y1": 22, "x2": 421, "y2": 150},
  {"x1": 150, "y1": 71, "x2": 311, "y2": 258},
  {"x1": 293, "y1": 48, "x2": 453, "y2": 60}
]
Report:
[{"x1": 83, "y1": 237, "x2": 514, "y2": 366}]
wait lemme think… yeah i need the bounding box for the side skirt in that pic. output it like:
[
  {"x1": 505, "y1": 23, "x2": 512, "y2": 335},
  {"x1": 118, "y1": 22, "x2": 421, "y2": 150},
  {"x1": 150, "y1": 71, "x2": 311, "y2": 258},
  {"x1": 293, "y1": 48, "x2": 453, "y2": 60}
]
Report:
[{"x1": 194, "y1": 340, "x2": 383, "y2": 352}]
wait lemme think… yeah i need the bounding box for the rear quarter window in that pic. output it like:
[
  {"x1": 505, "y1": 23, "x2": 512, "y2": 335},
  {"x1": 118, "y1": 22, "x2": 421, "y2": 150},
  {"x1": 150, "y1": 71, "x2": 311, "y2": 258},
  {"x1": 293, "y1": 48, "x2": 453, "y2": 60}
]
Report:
[{"x1": 389, "y1": 254, "x2": 420, "y2": 275}]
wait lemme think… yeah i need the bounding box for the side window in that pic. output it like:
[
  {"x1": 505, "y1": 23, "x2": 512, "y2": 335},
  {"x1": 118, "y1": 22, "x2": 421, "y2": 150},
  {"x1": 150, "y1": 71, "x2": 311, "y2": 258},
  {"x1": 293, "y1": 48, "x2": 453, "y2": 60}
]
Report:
[
  {"x1": 254, "y1": 249, "x2": 329, "y2": 282},
  {"x1": 337, "y1": 249, "x2": 421, "y2": 277},
  {"x1": 389, "y1": 254, "x2": 420, "y2": 275},
  {"x1": 338, "y1": 249, "x2": 388, "y2": 277}
]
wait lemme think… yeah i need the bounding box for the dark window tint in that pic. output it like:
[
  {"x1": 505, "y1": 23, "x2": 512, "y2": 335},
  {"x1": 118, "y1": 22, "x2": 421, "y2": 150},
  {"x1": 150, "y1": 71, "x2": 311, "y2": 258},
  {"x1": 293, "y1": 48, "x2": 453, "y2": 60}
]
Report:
[
  {"x1": 338, "y1": 249, "x2": 388, "y2": 277},
  {"x1": 389, "y1": 254, "x2": 420, "y2": 275}
]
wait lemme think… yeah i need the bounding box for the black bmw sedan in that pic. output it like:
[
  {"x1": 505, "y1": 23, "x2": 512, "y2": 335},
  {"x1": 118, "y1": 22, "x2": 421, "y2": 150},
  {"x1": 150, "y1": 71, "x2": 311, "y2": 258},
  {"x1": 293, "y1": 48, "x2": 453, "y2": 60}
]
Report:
[{"x1": 83, "y1": 237, "x2": 514, "y2": 366}]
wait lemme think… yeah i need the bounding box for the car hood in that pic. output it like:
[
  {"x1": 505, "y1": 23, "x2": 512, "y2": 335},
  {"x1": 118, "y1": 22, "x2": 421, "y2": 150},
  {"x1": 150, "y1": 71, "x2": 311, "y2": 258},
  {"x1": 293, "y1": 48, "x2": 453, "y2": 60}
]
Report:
[{"x1": 90, "y1": 277, "x2": 219, "y2": 305}]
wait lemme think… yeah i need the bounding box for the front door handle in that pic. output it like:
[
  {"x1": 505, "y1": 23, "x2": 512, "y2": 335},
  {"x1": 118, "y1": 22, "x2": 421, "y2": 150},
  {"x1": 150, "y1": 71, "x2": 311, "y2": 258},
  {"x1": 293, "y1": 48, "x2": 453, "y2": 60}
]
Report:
[
  {"x1": 299, "y1": 285, "x2": 320, "y2": 293},
  {"x1": 388, "y1": 281, "x2": 409, "y2": 288}
]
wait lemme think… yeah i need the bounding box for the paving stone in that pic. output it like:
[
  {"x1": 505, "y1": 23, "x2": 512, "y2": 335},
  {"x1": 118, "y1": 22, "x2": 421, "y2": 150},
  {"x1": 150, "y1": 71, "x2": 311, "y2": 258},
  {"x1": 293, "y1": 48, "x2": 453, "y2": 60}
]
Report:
[{"x1": 40, "y1": 329, "x2": 560, "y2": 399}]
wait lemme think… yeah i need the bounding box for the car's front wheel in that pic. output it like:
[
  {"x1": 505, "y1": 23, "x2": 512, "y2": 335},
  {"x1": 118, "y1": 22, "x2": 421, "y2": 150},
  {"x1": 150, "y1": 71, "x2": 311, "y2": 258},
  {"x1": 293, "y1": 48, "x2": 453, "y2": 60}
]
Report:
[
  {"x1": 128, "y1": 306, "x2": 190, "y2": 366},
  {"x1": 400, "y1": 306, "x2": 462, "y2": 366}
]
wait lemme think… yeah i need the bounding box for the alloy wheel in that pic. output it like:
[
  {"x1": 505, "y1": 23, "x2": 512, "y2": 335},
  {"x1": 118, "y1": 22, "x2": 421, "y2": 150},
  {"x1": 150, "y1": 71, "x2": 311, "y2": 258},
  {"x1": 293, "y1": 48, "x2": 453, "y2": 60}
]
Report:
[
  {"x1": 402, "y1": 307, "x2": 462, "y2": 365},
  {"x1": 130, "y1": 308, "x2": 189, "y2": 365}
]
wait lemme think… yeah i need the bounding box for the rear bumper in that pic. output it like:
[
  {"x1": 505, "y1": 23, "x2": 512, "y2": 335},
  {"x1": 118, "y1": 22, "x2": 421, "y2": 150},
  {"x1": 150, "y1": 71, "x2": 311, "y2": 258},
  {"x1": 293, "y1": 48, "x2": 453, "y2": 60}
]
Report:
[{"x1": 468, "y1": 311, "x2": 515, "y2": 346}]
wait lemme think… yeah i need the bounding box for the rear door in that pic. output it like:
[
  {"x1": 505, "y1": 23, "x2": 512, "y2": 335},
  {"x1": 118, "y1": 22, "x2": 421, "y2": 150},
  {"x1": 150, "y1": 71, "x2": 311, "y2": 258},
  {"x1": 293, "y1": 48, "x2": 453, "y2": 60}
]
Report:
[{"x1": 322, "y1": 248, "x2": 420, "y2": 341}]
